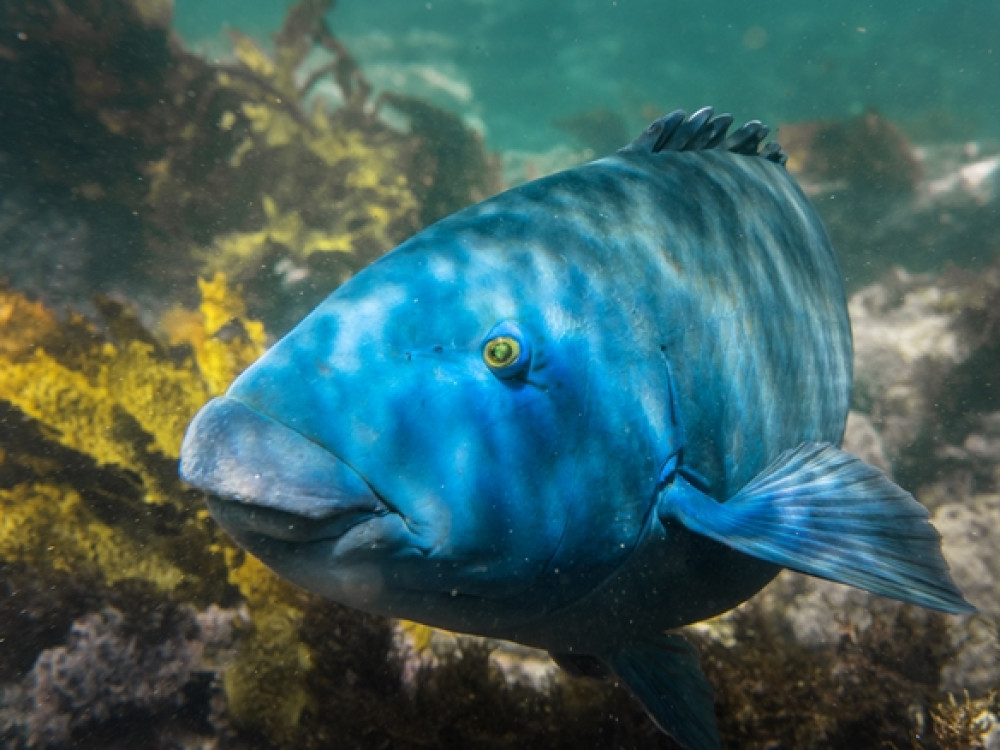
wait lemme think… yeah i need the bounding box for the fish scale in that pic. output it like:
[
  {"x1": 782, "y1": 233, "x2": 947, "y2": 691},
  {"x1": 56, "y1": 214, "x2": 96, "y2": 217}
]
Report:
[{"x1": 181, "y1": 107, "x2": 972, "y2": 750}]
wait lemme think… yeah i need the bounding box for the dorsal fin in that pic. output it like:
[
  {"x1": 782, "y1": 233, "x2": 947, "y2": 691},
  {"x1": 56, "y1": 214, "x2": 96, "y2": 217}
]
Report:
[{"x1": 622, "y1": 106, "x2": 788, "y2": 166}]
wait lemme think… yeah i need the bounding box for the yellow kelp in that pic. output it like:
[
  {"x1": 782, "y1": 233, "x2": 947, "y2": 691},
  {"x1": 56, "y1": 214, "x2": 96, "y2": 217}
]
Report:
[
  {"x1": 0, "y1": 278, "x2": 342, "y2": 744},
  {"x1": 148, "y1": 2, "x2": 422, "y2": 289},
  {"x1": 0, "y1": 276, "x2": 263, "y2": 600}
]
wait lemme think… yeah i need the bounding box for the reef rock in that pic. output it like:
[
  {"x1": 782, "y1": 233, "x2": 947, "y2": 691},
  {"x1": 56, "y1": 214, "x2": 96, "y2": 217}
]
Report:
[
  {"x1": 782, "y1": 113, "x2": 1000, "y2": 289},
  {"x1": 848, "y1": 261, "x2": 1000, "y2": 497}
]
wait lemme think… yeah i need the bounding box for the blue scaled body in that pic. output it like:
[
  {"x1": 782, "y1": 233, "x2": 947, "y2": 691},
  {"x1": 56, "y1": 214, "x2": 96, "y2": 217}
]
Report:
[{"x1": 180, "y1": 108, "x2": 973, "y2": 750}]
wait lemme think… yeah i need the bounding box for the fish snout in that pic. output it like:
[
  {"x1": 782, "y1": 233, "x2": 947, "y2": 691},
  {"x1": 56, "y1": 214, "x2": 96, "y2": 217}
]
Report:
[{"x1": 180, "y1": 396, "x2": 386, "y2": 541}]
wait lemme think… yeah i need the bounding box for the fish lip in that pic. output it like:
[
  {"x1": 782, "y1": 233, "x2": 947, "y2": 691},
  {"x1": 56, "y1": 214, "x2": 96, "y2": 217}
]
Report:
[
  {"x1": 180, "y1": 395, "x2": 390, "y2": 540},
  {"x1": 204, "y1": 495, "x2": 386, "y2": 545}
]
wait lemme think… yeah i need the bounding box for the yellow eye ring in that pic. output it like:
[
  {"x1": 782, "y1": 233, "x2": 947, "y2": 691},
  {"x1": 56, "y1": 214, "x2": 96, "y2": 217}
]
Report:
[
  {"x1": 483, "y1": 335, "x2": 520, "y2": 369},
  {"x1": 481, "y1": 321, "x2": 531, "y2": 380}
]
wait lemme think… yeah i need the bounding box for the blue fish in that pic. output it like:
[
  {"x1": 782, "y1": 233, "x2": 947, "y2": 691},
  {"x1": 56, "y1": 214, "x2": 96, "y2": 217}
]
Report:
[{"x1": 180, "y1": 108, "x2": 973, "y2": 749}]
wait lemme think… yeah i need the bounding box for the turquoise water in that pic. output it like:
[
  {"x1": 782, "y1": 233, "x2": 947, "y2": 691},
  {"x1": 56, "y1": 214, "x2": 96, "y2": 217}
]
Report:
[{"x1": 174, "y1": 0, "x2": 999, "y2": 151}]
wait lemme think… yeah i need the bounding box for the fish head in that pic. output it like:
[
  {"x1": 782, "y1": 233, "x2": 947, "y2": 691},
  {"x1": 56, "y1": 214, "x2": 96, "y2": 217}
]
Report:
[{"x1": 180, "y1": 216, "x2": 670, "y2": 629}]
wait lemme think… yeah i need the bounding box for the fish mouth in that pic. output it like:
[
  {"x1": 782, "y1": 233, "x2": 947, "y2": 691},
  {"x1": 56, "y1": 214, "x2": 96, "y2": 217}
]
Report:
[
  {"x1": 204, "y1": 499, "x2": 386, "y2": 545},
  {"x1": 180, "y1": 396, "x2": 389, "y2": 544}
]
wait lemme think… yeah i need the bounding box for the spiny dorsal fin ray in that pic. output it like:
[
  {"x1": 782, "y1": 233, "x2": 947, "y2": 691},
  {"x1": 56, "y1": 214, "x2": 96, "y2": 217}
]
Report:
[{"x1": 623, "y1": 106, "x2": 788, "y2": 166}]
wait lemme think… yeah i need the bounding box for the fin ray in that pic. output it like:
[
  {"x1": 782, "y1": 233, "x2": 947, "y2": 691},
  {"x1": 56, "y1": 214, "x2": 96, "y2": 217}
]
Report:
[
  {"x1": 659, "y1": 443, "x2": 975, "y2": 614},
  {"x1": 604, "y1": 634, "x2": 720, "y2": 750},
  {"x1": 624, "y1": 107, "x2": 787, "y2": 165}
]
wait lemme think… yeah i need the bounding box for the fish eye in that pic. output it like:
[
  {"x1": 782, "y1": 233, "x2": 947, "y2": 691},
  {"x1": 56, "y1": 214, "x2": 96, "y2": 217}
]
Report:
[
  {"x1": 484, "y1": 336, "x2": 519, "y2": 368},
  {"x1": 482, "y1": 321, "x2": 531, "y2": 379}
]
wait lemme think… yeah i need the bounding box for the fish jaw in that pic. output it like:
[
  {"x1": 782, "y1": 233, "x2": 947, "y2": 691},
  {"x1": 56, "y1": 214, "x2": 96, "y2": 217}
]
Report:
[
  {"x1": 179, "y1": 396, "x2": 424, "y2": 597},
  {"x1": 180, "y1": 395, "x2": 385, "y2": 523}
]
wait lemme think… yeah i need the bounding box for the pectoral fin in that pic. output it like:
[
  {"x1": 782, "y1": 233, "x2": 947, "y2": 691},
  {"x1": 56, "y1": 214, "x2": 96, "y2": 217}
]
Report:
[{"x1": 657, "y1": 442, "x2": 975, "y2": 614}]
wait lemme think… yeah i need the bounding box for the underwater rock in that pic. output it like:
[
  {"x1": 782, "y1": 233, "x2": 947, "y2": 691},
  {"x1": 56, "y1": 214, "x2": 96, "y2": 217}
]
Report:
[
  {"x1": 848, "y1": 260, "x2": 1000, "y2": 496},
  {"x1": 0, "y1": 600, "x2": 244, "y2": 749},
  {"x1": 843, "y1": 410, "x2": 892, "y2": 475},
  {"x1": 781, "y1": 111, "x2": 923, "y2": 196},
  {"x1": 393, "y1": 620, "x2": 558, "y2": 692},
  {"x1": 694, "y1": 602, "x2": 966, "y2": 749},
  {"x1": 935, "y1": 492, "x2": 1000, "y2": 694},
  {"x1": 0, "y1": 188, "x2": 94, "y2": 314},
  {"x1": 0, "y1": 0, "x2": 196, "y2": 311},
  {"x1": 782, "y1": 114, "x2": 1000, "y2": 289}
]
